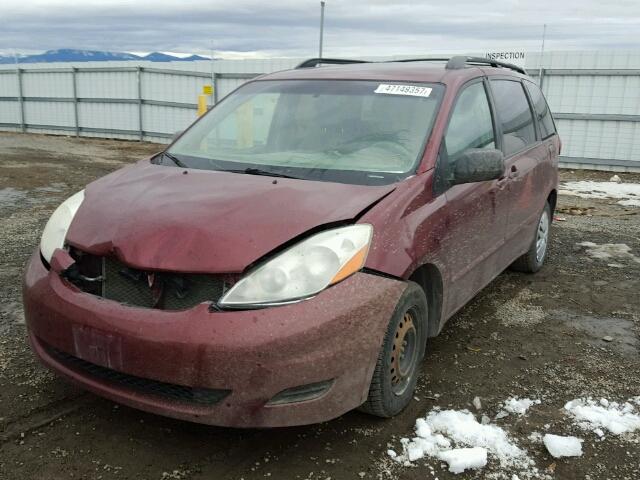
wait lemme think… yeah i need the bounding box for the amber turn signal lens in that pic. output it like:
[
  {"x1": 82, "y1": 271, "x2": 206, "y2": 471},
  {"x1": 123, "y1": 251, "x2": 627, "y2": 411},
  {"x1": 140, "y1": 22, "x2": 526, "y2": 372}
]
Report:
[{"x1": 330, "y1": 245, "x2": 369, "y2": 284}]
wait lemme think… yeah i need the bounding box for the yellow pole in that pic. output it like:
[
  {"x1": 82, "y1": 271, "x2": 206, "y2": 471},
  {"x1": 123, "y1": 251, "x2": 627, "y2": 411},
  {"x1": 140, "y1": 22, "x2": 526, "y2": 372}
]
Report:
[
  {"x1": 197, "y1": 94, "x2": 208, "y2": 117},
  {"x1": 198, "y1": 85, "x2": 213, "y2": 117}
]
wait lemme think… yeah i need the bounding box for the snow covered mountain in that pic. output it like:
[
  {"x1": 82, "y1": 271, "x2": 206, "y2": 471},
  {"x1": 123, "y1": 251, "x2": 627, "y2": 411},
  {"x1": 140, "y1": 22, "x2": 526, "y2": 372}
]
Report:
[{"x1": 0, "y1": 49, "x2": 209, "y2": 64}]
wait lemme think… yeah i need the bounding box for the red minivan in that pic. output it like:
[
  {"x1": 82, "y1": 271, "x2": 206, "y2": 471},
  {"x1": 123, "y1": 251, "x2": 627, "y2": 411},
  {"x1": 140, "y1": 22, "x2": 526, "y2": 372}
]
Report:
[{"x1": 23, "y1": 56, "x2": 559, "y2": 427}]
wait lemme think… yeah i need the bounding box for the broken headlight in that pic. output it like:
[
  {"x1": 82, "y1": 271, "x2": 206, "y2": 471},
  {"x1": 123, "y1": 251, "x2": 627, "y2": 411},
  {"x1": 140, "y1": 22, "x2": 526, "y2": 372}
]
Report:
[
  {"x1": 218, "y1": 224, "x2": 373, "y2": 308},
  {"x1": 40, "y1": 190, "x2": 85, "y2": 263}
]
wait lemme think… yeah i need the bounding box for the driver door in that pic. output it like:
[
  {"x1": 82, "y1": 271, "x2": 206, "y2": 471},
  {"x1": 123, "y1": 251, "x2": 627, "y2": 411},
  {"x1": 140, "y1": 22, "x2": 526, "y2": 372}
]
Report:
[{"x1": 436, "y1": 79, "x2": 511, "y2": 317}]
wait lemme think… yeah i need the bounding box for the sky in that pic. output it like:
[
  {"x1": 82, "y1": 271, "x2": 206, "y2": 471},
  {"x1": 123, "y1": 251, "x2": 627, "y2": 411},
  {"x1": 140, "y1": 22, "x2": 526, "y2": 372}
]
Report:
[{"x1": 1, "y1": 0, "x2": 639, "y2": 58}]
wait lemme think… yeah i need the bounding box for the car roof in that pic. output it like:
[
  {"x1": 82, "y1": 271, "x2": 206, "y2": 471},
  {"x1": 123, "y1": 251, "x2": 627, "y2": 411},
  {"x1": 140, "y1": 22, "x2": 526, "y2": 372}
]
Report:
[{"x1": 257, "y1": 61, "x2": 528, "y2": 86}]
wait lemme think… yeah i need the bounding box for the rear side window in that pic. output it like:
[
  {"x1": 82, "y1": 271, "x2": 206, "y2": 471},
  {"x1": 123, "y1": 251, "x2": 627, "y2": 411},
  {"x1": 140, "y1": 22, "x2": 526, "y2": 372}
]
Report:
[
  {"x1": 490, "y1": 80, "x2": 536, "y2": 156},
  {"x1": 444, "y1": 82, "x2": 495, "y2": 161},
  {"x1": 524, "y1": 81, "x2": 556, "y2": 139}
]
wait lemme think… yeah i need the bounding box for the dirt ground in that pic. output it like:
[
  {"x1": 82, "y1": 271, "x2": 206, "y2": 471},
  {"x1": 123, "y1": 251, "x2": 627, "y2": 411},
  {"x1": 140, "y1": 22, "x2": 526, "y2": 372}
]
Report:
[{"x1": 0, "y1": 132, "x2": 639, "y2": 480}]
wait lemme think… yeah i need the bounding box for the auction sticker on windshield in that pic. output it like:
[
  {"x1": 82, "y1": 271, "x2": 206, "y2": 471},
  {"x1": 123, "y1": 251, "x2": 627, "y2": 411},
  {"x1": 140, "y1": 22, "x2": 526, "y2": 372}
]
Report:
[{"x1": 374, "y1": 84, "x2": 432, "y2": 97}]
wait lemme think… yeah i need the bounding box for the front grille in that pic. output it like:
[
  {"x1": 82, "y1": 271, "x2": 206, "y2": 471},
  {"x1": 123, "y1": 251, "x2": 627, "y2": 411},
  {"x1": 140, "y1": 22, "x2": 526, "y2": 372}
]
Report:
[
  {"x1": 66, "y1": 249, "x2": 228, "y2": 311},
  {"x1": 43, "y1": 341, "x2": 230, "y2": 406}
]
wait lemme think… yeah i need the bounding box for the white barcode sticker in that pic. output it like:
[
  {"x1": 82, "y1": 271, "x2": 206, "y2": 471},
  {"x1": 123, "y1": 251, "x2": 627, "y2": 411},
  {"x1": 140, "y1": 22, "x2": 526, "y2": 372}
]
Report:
[{"x1": 374, "y1": 84, "x2": 432, "y2": 97}]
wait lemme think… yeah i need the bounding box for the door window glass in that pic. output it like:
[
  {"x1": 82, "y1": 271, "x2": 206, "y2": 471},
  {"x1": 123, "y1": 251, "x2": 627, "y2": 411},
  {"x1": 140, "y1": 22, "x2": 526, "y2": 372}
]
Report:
[
  {"x1": 490, "y1": 80, "x2": 536, "y2": 156},
  {"x1": 524, "y1": 81, "x2": 557, "y2": 139},
  {"x1": 444, "y1": 82, "x2": 495, "y2": 162}
]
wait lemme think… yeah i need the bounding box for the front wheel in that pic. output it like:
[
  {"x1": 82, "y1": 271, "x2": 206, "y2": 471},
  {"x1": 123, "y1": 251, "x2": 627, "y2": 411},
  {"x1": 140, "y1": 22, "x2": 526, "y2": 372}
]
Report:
[
  {"x1": 510, "y1": 202, "x2": 551, "y2": 273},
  {"x1": 359, "y1": 281, "x2": 428, "y2": 418}
]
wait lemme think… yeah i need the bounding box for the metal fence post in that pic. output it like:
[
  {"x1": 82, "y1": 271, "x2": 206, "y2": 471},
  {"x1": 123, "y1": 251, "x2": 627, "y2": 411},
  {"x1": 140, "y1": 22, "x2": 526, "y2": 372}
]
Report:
[
  {"x1": 16, "y1": 68, "x2": 25, "y2": 132},
  {"x1": 213, "y1": 72, "x2": 219, "y2": 104},
  {"x1": 136, "y1": 67, "x2": 143, "y2": 141},
  {"x1": 71, "y1": 67, "x2": 79, "y2": 137}
]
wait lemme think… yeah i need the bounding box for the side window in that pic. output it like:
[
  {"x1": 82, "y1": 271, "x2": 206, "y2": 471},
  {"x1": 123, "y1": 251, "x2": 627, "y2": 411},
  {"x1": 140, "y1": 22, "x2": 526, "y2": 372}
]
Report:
[
  {"x1": 444, "y1": 82, "x2": 495, "y2": 162},
  {"x1": 490, "y1": 80, "x2": 536, "y2": 156},
  {"x1": 524, "y1": 81, "x2": 557, "y2": 139}
]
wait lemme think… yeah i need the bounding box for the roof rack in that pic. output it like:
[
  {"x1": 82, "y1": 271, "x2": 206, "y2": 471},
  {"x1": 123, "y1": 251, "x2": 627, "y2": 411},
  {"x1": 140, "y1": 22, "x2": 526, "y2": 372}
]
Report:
[
  {"x1": 444, "y1": 56, "x2": 527, "y2": 75},
  {"x1": 386, "y1": 56, "x2": 526, "y2": 74},
  {"x1": 390, "y1": 57, "x2": 451, "y2": 63},
  {"x1": 294, "y1": 56, "x2": 527, "y2": 75},
  {"x1": 296, "y1": 58, "x2": 369, "y2": 69}
]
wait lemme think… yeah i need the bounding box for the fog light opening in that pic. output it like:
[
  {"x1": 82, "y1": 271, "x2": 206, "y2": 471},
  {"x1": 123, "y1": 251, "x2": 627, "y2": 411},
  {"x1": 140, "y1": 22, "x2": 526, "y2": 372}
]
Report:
[{"x1": 266, "y1": 379, "x2": 334, "y2": 406}]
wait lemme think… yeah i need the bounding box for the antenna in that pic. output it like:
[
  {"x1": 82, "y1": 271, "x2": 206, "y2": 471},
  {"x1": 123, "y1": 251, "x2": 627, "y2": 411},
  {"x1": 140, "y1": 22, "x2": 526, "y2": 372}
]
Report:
[{"x1": 538, "y1": 24, "x2": 547, "y2": 86}]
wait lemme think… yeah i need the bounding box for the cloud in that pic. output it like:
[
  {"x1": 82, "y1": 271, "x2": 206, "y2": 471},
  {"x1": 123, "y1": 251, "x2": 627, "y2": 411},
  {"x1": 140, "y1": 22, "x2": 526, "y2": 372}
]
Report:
[{"x1": 0, "y1": 0, "x2": 639, "y2": 57}]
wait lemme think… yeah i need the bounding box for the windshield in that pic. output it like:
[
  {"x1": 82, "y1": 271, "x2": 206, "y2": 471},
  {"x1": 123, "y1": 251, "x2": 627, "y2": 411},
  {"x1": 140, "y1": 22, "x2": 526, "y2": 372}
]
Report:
[{"x1": 166, "y1": 80, "x2": 444, "y2": 185}]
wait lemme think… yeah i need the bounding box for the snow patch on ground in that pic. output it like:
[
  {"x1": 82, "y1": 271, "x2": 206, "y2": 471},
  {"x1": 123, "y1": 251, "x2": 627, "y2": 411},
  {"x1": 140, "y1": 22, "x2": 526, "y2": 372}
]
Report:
[
  {"x1": 564, "y1": 398, "x2": 640, "y2": 436},
  {"x1": 389, "y1": 397, "x2": 640, "y2": 477},
  {"x1": 559, "y1": 181, "x2": 640, "y2": 207},
  {"x1": 391, "y1": 408, "x2": 539, "y2": 476},
  {"x1": 577, "y1": 242, "x2": 640, "y2": 264},
  {"x1": 501, "y1": 397, "x2": 541, "y2": 416},
  {"x1": 543, "y1": 434, "x2": 583, "y2": 458},
  {"x1": 438, "y1": 447, "x2": 487, "y2": 474},
  {"x1": 618, "y1": 198, "x2": 640, "y2": 206}
]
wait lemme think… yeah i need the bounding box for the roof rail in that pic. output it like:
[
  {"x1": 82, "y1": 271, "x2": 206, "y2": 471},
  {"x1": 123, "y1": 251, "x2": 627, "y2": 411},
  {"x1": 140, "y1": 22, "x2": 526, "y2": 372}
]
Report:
[
  {"x1": 294, "y1": 56, "x2": 527, "y2": 75},
  {"x1": 445, "y1": 56, "x2": 527, "y2": 75},
  {"x1": 388, "y1": 57, "x2": 451, "y2": 64},
  {"x1": 296, "y1": 58, "x2": 369, "y2": 69}
]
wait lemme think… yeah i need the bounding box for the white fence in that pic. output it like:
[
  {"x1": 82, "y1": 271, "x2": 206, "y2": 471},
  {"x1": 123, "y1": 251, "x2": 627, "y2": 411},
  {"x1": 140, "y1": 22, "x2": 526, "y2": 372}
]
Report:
[
  {"x1": 1, "y1": 52, "x2": 639, "y2": 171},
  {"x1": 526, "y1": 50, "x2": 640, "y2": 172},
  {"x1": 0, "y1": 59, "x2": 298, "y2": 144}
]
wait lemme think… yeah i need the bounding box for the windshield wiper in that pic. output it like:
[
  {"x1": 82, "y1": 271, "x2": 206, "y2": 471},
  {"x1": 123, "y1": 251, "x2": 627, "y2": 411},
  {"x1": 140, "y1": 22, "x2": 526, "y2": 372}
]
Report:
[
  {"x1": 162, "y1": 151, "x2": 188, "y2": 168},
  {"x1": 228, "y1": 167, "x2": 300, "y2": 179}
]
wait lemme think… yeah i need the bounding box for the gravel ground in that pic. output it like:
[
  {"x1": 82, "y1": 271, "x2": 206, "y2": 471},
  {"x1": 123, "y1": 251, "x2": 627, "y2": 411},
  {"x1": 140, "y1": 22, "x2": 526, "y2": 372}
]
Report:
[{"x1": 0, "y1": 132, "x2": 639, "y2": 480}]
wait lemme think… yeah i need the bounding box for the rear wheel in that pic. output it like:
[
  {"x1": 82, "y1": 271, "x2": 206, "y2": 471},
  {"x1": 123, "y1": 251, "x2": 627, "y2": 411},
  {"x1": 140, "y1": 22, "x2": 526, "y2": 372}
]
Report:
[
  {"x1": 510, "y1": 202, "x2": 551, "y2": 273},
  {"x1": 359, "y1": 282, "x2": 428, "y2": 418}
]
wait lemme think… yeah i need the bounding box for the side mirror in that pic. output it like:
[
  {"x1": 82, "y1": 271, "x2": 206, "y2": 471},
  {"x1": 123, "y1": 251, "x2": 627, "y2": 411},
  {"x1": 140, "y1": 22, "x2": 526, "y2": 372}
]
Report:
[
  {"x1": 452, "y1": 148, "x2": 504, "y2": 185},
  {"x1": 171, "y1": 130, "x2": 184, "y2": 141}
]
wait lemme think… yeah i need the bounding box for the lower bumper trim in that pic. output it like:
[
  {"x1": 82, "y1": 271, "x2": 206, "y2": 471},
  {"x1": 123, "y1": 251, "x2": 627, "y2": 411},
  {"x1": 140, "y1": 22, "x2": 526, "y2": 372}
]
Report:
[{"x1": 41, "y1": 338, "x2": 231, "y2": 406}]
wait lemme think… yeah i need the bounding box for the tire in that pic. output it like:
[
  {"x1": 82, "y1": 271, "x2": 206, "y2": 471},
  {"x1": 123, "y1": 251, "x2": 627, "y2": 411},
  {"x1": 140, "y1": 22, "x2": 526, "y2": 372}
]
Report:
[
  {"x1": 510, "y1": 202, "x2": 551, "y2": 273},
  {"x1": 359, "y1": 281, "x2": 428, "y2": 418}
]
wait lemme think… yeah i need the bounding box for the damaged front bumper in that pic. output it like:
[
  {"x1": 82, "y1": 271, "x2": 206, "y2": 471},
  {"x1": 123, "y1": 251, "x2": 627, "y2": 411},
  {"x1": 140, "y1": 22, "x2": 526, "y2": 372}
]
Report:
[{"x1": 23, "y1": 249, "x2": 406, "y2": 427}]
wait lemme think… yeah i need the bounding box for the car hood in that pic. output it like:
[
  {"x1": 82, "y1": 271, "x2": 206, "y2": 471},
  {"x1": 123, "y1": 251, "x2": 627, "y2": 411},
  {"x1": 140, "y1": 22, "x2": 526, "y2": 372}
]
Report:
[{"x1": 66, "y1": 161, "x2": 395, "y2": 273}]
